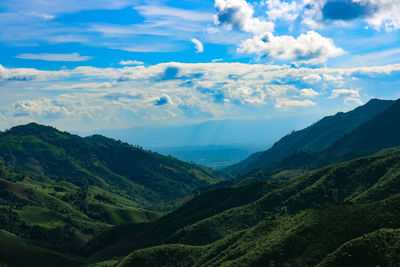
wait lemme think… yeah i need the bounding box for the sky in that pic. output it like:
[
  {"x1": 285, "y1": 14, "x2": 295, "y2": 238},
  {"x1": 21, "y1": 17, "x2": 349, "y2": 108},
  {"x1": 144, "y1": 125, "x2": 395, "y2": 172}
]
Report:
[{"x1": 1, "y1": 0, "x2": 400, "y2": 132}]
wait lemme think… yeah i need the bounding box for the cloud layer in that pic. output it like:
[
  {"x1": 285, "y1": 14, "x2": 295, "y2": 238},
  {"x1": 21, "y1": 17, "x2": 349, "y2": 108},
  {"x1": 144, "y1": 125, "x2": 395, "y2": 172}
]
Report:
[
  {"x1": 1, "y1": 62, "x2": 400, "y2": 131},
  {"x1": 237, "y1": 31, "x2": 344, "y2": 63}
]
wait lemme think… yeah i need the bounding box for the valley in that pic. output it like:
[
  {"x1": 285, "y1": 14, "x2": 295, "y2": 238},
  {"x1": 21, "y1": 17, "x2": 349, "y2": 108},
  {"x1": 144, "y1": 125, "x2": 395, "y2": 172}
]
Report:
[{"x1": 1, "y1": 98, "x2": 400, "y2": 266}]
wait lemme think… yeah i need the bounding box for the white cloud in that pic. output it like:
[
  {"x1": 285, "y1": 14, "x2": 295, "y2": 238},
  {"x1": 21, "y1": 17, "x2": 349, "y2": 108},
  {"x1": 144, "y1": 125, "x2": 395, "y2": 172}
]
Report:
[
  {"x1": 191, "y1": 38, "x2": 204, "y2": 53},
  {"x1": 344, "y1": 97, "x2": 364, "y2": 105},
  {"x1": 265, "y1": 0, "x2": 300, "y2": 21},
  {"x1": 300, "y1": 88, "x2": 319, "y2": 98},
  {"x1": 303, "y1": 73, "x2": 322, "y2": 83},
  {"x1": 1, "y1": 62, "x2": 400, "y2": 130},
  {"x1": 298, "y1": 0, "x2": 400, "y2": 31},
  {"x1": 134, "y1": 5, "x2": 213, "y2": 22},
  {"x1": 1, "y1": 0, "x2": 137, "y2": 15},
  {"x1": 214, "y1": 0, "x2": 274, "y2": 34},
  {"x1": 15, "y1": 53, "x2": 91, "y2": 62},
  {"x1": 14, "y1": 98, "x2": 71, "y2": 118},
  {"x1": 323, "y1": 74, "x2": 343, "y2": 81},
  {"x1": 275, "y1": 98, "x2": 317, "y2": 108},
  {"x1": 120, "y1": 60, "x2": 144, "y2": 66},
  {"x1": 237, "y1": 31, "x2": 344, "y2": 63},
  {"x1": 0, "y1": 2, "x2": 208, "y2": 52},
  {"x1": 329, "y1": 89, "x2": 360, "y2": 99},
  {"x1": 361, "y1": 0, "x2": 400, "y2": 30}
]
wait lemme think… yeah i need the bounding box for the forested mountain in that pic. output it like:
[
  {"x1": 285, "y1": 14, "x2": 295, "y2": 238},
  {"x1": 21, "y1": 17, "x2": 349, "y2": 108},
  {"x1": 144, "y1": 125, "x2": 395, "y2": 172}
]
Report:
[
  {"x1": 236, "y1": 98, "x2": 400, "y2": 186},
  {"x1": 2, "y1": 99, "x2": 400, "y2": 266},
  {"x1": 226, "y1": 99, "x2": 394, "y2": 176},
  {"x1": 0, "y1": 123, "x2": 227, "y2": 210},
  {"x1": 0, "y1": 123, "x2": 227, "y2": 262},
  {"x1": 84, "y1": 146, "x2": 400, "y2": 266}
]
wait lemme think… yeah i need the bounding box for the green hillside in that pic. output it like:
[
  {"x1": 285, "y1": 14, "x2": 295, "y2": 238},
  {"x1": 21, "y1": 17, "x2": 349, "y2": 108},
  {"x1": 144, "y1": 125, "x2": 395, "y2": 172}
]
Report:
[
  {"x1": 83, "y1": 147, "x2": 400, "y2": 266},
  {"x1": 2, "y1": 104, "x2": 400, "y2": 266},
  {"x1": 0, "y1": 123, "x2": 227, "y2": 261},
  {"x1": 0, "y1": 123, "x2": 227, "y2": 211},
  {"x1": 226, "y1": 99, "x2": 394, "y2": 176},
  {"x1": 117, "y1": 197, "x2": 400, "y2": 267},
  {"x1": 0, "y1": 229, "x2": 85, "y2": 267}
]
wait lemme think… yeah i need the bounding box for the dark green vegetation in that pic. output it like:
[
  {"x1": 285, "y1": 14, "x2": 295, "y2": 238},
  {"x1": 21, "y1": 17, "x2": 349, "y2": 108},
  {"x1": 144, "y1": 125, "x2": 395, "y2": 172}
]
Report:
[
  {"x1": 226, "y1": 98, "x2": 394, "y2": 176},
  {"x1": 2, "y1": 98, "x2": 400, "y2": 266},
  {"x1": 0, "y1": 230, "x2": 85, "y2": 267},
  {"x1": 87, "y1": 147, "x2": 400, "y2": 266},
  {"x1": 0, "y1": 123, "x2": 227, "y2": 265}
]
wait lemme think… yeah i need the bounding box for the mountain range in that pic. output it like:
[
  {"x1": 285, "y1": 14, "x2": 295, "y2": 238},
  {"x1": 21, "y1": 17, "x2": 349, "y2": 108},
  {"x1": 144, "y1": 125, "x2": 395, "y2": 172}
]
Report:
[
  {"x1": 225, "y1": 98, "x2": 394, "y2": 176},
  {"x1": 0, "y1": 123, "x2": 227, "y2": 259},
  {"x1": 1, "y1": 98, "x2": 400, "y2": 266}
]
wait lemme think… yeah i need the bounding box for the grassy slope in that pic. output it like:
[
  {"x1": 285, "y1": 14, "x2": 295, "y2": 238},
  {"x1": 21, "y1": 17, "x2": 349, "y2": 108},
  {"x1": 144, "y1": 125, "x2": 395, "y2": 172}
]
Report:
[
  {"x1": 117, "y1": 196, "x2": 400, "y2": 267},
  {"x1": 0, "y1": 123, "x2": 227, "y2": 211},
  {"x1": 225, "y1": 99, "x2": 394, "y2": 176},
  {"x1": 82, "y1": 180, "x2": 281, "y2": 260},
  {"x1": 88, "y1": 147, "x2": 400, "y2": 266},
  {"x1": 0, "y1": 123, "x2": 227, "y2": 260},
  {"x1": 318, "y1": 228, "x2": 400, "y2": 267},
  {"x1": 0, "y1": 230, "x2": 85, "y2": 267}
]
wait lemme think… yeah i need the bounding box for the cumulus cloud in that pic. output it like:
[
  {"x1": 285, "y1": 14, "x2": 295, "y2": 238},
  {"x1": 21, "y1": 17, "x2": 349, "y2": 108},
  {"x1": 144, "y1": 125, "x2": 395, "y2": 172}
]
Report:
[
  {"x1": 323, "y1": 73, "x2": 343, "y2": 81},
  {"x1": 119, "y1": 60, "x2": 144, "y2": 66},
  {"x1": 191, "y1": 38, "x2": 204, "y2": 53},
  {"x1": 303, "y1": 73, "x2": 322, "y2": 83},
  {"x1": 15, "y1": 53, "x2": 92, "y2": 62},
  {"x1": 275, "y1": 98, "x2": 317, "y2": 108},
  {"x1": 265, "y1": 0, "x2": 300, "y2": 21},
  {"x1": 237, "y1": 31, "x2": 344, "y2": 63},
  {"x1": 320, "y1": 0, "x2": 400, "y2": 31},
  {"x1": 359, "y1": 0, "x2": 400, "y2": 30},
  {"x1": 329, "y1": 88, "x2": 360, "y2": 99},
  {"x1": 214, "y1": 0, "x2": 274, "y2": 34},
  {"x1": 262, "y1": 0, "x2": 400, "y2": 31},
  {"x1": 300, "y1": 88, "x2": 319, "y2": 98},
  {"x1": 14, "y1": 98, "x2": 71, "y2": 118},
  {"x1": 307, "y1": 0, "x2": 400, "y2": 30}
]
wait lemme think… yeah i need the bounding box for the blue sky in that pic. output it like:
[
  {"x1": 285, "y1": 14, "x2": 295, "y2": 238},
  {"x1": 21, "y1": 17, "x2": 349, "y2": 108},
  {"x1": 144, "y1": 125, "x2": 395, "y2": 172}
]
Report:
[{"x1": 1, "y1": 0, "x2": 400, "y2": 132}]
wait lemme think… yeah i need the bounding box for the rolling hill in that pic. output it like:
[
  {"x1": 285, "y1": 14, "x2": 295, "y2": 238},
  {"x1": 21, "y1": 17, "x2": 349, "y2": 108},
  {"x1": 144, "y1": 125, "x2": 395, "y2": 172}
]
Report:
[
  {"x1": 2, "y1": 98, "x2": 400, "y2": 266},
  {"x1": 0, "y1": 123, "x2": 227, "y2": 256},
  {"x1": 81, "y1": 146, "x2": 400, "y2": 266}
]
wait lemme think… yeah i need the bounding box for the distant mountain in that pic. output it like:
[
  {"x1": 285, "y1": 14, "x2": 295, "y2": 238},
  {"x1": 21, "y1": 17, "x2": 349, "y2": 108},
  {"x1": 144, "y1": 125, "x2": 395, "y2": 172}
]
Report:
[
  {"x1": 94, "y1": 116, "x2": 319, "y2": 149},
  {"x1": 81, "y1": 147, "x2": 400, "y2": 266},
  {"x1": 225, "y1": 99, "x2": 394, "y2": 176},
  {"x1": 0, "y1": 123, "x2": 227, "y2": 255}
]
